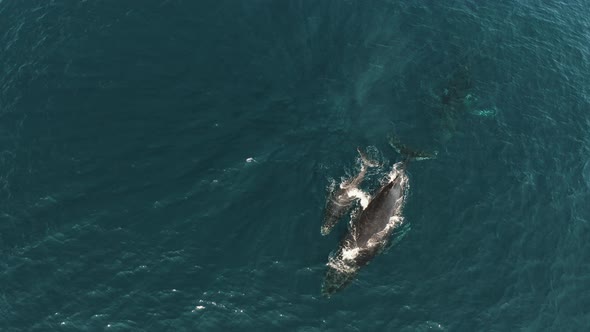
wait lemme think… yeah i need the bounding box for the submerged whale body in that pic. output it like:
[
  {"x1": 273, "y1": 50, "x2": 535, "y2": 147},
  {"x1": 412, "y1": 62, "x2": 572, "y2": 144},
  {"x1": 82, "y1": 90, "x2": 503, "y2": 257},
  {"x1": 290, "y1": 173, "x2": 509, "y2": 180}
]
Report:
[
  {"x1": 440, "y1": 65, "x2": 472, "y2": 108},
  {"x1": 322, "y1": 162, "x2": 409, "y2": 296}
]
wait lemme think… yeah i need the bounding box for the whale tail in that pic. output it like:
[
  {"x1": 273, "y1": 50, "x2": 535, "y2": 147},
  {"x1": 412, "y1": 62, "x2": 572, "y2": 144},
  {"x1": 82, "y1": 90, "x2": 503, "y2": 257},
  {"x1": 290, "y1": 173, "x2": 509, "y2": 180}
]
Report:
[{"x1": 387, "y1": 134, "x2": 438, "y2": 163}]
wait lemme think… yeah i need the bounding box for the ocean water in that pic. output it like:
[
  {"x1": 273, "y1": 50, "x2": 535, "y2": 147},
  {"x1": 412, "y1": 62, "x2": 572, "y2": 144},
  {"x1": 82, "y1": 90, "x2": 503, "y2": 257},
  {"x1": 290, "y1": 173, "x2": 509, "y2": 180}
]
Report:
[{"x1": 1, "y1": 0, "x2": 590, "y2": 331}]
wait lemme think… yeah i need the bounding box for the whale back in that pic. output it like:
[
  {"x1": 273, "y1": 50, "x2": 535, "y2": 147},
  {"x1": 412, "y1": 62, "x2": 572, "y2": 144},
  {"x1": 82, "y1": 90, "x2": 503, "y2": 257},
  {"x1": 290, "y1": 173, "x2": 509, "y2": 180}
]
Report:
[{"x1": 351, "y1": 169, "x2": 408, "y2": 249}]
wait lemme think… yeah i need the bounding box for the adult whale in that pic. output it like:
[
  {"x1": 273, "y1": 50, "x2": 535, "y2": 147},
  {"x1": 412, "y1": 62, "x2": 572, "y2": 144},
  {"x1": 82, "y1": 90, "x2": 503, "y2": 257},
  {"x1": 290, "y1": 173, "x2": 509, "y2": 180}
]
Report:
[
  {"x1": 321, "y1": 139, "x2": 435, "y2": 296},
  {"x1": 321, "y1": 162, "x2": 409, "y2": 296},
  {"x1": 321, "y1": 148, "x2": 377, "y2": 236}
]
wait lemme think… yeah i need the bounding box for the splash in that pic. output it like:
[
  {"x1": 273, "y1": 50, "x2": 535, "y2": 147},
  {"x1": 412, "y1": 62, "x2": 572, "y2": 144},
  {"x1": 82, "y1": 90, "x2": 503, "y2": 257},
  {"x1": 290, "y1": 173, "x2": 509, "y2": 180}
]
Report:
[{"x1": 347, "y1": 187, "x2": 370, "y2": 209}]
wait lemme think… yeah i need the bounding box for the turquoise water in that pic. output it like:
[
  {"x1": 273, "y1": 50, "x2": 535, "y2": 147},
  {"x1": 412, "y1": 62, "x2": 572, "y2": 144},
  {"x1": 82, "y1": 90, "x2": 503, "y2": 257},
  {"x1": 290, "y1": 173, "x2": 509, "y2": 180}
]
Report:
[{"x1": 2, "y1": 1, "x2": 590, "y2": 331}]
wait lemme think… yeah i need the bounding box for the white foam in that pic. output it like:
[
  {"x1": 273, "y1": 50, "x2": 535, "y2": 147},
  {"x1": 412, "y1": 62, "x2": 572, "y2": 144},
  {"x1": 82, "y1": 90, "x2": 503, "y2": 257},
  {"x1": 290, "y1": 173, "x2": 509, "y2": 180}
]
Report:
[
  {"x1": 341, "y1": 247, "x2": 360, "y2": 261},
  {"x1": 347, "y1": 188, "x2": 370, "y2": 209},
  {"x1": 367, "y1": 217, "x2": 403, "y2": 248},
  {"x1": 382, "y1": 216, "x2": 404, "y2": 237},
  {"x1": 387, "y1": 162, "x2": 406, "y2": 181},
  {"x1": 389, "y1": 215, "x2": 404, "y2": 226},
  {"x1": 327, "y1": 254, "x2": 358, "y2": 274}
]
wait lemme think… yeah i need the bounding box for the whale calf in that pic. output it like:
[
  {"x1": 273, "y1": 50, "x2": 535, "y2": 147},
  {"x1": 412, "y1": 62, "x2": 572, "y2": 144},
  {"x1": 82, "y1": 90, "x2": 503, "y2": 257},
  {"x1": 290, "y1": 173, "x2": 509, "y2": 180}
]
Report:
[
  {"x1": 322, "y1": 162, "x2": 409, "y2": 296},
  {"x1": 321, "y1": 148, "x2": 376, "y2": 236}
]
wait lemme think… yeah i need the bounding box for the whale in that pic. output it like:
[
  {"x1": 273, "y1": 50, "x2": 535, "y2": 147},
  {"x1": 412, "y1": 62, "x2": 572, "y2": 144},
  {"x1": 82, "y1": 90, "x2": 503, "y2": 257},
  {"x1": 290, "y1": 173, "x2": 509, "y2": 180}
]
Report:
[
  {"x1": 321, "y1": 148, "x2": 377, "y2": 236},
  {"x1": 321, "y1": 161, "x2": 409, "y2": 296},
  {"x1": 388, "y1": 135, "x2": 438, "y2": 161},
  {"x1": 440, "y1": 64, "x2": 472, "y2": 108}
]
